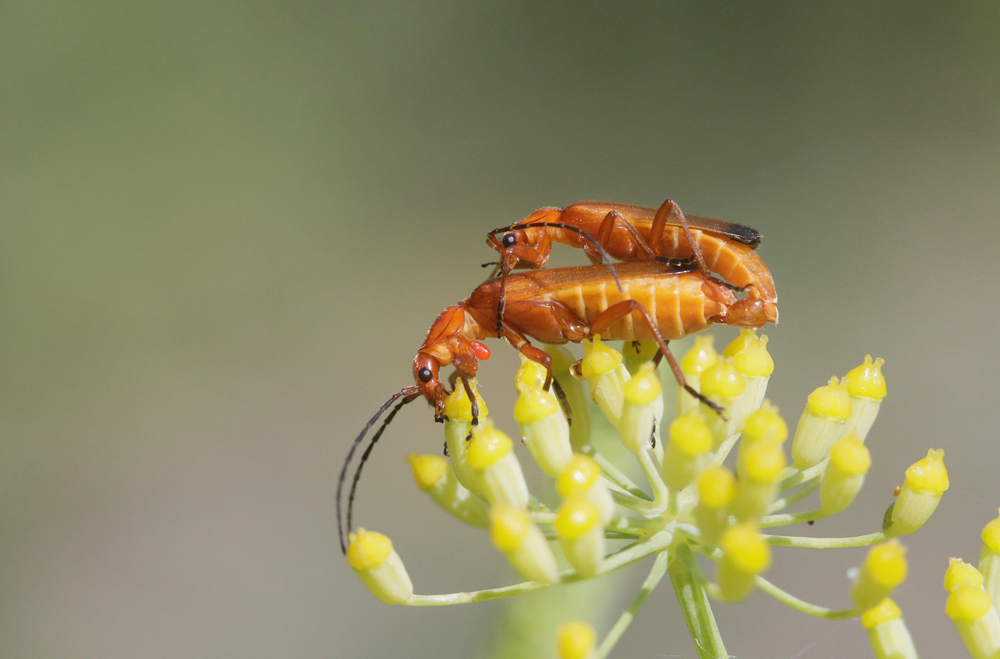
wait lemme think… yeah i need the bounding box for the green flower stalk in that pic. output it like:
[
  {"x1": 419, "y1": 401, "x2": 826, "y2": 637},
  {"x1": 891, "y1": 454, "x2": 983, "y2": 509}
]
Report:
[{"x1": 348, "y1": 336, "x2": 963, "y2": 657}]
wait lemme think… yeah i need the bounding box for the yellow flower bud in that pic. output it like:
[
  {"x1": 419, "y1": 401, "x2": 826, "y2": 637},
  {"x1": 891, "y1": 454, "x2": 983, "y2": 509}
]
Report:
[
  {"x1": 347, "y1": 529, "x2": 413, "y2": 604},
  {"x1": 852, "y1": 541, "x2": 908, "y2": 611},
  {"x1": 716, "y1": 523, "x2": 771, "y2": 601},
  {"x1": 886, "y1": 449, "x2": 948, "y2": 537},
  {"x1": 490, "y1": 505, "x2": 559, "y2": 585},
  {"x1": 791, "y1": 376, "x2": 851, "y2": 469},
  {"x1": 557, "y1": 621, "x2": 597, "y2": 659}
]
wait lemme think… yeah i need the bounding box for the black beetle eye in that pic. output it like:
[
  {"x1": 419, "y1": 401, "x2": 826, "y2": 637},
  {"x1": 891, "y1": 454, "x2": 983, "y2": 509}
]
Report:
[
  {"x1": 418, "y1": 367, "x2": 433, "y2": 383},
  {"x1": 501, "y1": 233, "x2": 517, "y2": 248}
]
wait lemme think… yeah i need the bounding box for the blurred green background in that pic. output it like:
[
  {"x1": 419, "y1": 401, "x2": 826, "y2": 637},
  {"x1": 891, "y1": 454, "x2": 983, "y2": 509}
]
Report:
[{"x1": 3, "y1": 3, "x2": 999, "y2": 657}]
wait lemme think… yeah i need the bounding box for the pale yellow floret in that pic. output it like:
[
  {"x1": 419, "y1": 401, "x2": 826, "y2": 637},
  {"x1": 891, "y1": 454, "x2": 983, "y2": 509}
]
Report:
[
  {"x1": 729, "y1": 332, "x2": 774, "y2": 378},
  {"x1": 852, "y1": 541, "x2": 908, "y2": 611},
  {"x1": 622, "y1": 361, "x2": 661, "y2": 405},
  {"x1": 828, "y1": 435, "x2": 871, "y2": 475},
  {"x1": 490, "y1": 505, "x2": 559, "y2": 585},
  {"x1": 861, "y1": 598, "x2": 902, "y2": 629},
  {"x1": 406, "y1": 453, "x2": 448, "y2": 491},
  {"x1": 903, "y1": 448, "x2": 949, "y2": 494},
  {"x1": 742, "y1": 402, "x2": 787, "y2": 444},
  {"x1": 717, "y1": 523, "x2": 771, "y2": 601},
  {"x1": 681, "y1": 334, "x2": 718, "y2": 375},
  {"x1": 347, "y1": 528, "x2": 393, "y2": 571},
  {"x1": 982, "y1": 510, "x2": 1000, "y2": 552},
  {"x1": 348, "y1": 528, "x2": 414, "y2": 604},
  {"x1": 489, "y1": 505, "x2": 531, "y2": 552},
  {"x1": 720, "y1": 523, "x2": 771, "y2": 574},
  {"x1": 699, "y1": 361, "x2": 746, "y2": 400},
  {"x1": 738, "y1": 441, "x2": 786, "y2": 483},
  {"x1": 557, "y1": 621, "x2": 597, "y2": 659},
  {"x1": 862, "y1": 598, "x2": 919, "y2": 659},
  {"x1": 556, "y1": 498, "x2": 601, "y2": 541},
  {"x1": 845, "y1": 355, "x2": 887, "y2": 400},
  {"x1": 947, "y1": 584, "x2": 1000, "y2": 659},
  {"x1": 514, "y1": 354, "x2": 549, "y2": 393},
  {"x1": 696, "y1": 465, "x2": 737, "y2": 510},
  {"x1": 946, "y1": 558, "x2": 985, "y2": 593},
  {"x1": 580, "y1": 336, "x2": 623, "y2": 379},
  {"x1": 514, "y1": 388, "x2": 560, "y2": 424},
  {"x1": 722, "y1": 329, "x2": 754, "y2": 358},
  {"x1": 557, "y1": 454, "x2": 601, "y2": 498},
  {"x1": 443, "y1": 379, "x2": 489, "y2": 421},
  {"x1": 466, "y1": 421, "x2": 513, "y2": 470},
  {"x1": 806, "y1": 376, "x2": 852, "y2": 420},
  {"x1": 820, "y1": 435, "x2": 870, "y2": 514},
  {"x1": 947, "y1": 585, "x2": 993, "y2": 621},
  {"x1": 669, "y1": 413, "x2": 713, "y2": 456}
]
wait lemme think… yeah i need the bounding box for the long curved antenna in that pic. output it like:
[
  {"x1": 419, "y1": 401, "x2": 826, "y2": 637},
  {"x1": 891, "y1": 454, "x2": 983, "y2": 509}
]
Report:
[{"x1": 337, "y1": 385, "x2": 420, "y2": 553}]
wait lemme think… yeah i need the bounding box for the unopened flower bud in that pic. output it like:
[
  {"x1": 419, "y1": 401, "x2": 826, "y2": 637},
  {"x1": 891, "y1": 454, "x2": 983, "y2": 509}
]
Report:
[
  {"x1": 842, "y1": 355, "x2": 886, "y2": 441},
  {"x1": 515, "y1": 387, "x2": 572, "y2": 477},
  {"x1": 557, "y1": 454, "x2": 614, "y2": 526},
  {"x1": 578, "y1": 336, "x2": 629, "y2": 427},
  {"x1": 886, "y1": 449, "x2": 948, "y2": 537},
  {"x1": 661, "y1": 412, "x2": 713, "y2": 493},
  {"x1": 347, "y1": 528, "x2": 413, "y2": 604},
  {"x1": 980, "y1": 510, "x2": 1000, "y2": 607},
  {"x1": 679, "y1": 335, "x2": 718, "y2": 415},
  {"x1": 466, "y1": 421, "x2": 529, "y2": 509},
  {"x1": 694, "y1": 465, "x2": 737, "y2": 545},
  {"x1": 490, "y1": 505, "x2": 559, "y2": 585},
  {"x1": 852, "y1": 541, "x2": 908, "y2": 611},
  {"x1": 619, "y1": 361, "x2": 663, "y2": 455},
  {"x1": 514, "y1": 353, "x2": 549, "y2": 393},
  {"x1": 741, "y1": 401, "x2": 787, "y2": 445},
  {"x1": 726, "y1": 330, "x2": 774, "y2": 416},
  {"x1": 792, "y1": 376, "x2": 851, "y2": 469},
  {"x1": 716, "y1": 523, "x2": 771, "y2": 601},
  {"x1": 406, "y1": 454, "x2": 489, "y2": 527},
  {"x1": 557, "y1": 621, "x2": 597, "y2": 659},
  {"x1": 946, "y1": 584, "x2": 1000, "y2": 659},
  {"x1": 443, "y1": 381, "x2": 489, "y2": 492},
  {"x1": 555, "y1": 498, "x2": 605, "y2": 578},
  {"x1": 820, "y1": 435, "x2": 871, "y2": 515},
  {"x1": 946, "y1": 558, "x2": 985, "y2": 593},
  {"x1": 861, "y1": 598, "x2": 918, "y2": 659},
  {"x1": 731, "y1": 440, "x2": 786, "y2": 523},
  {"x1": 700, "y1": 360, "x2": 746, "y2": 442}
]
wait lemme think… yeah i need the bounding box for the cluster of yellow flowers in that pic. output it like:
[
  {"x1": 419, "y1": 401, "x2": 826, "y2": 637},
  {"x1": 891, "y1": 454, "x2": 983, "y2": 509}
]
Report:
[{"x1": 345, "y1": 331, "x2": 993, "y2": 658}]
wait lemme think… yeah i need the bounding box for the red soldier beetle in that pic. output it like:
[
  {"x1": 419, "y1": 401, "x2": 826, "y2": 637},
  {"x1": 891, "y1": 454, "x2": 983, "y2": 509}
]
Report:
[
  {"x1": 337, "y1": 261, "x2": 774, "y2": 553},
  {"x1": 485, "y1": 199, "x2": 778, "y2": 330}
]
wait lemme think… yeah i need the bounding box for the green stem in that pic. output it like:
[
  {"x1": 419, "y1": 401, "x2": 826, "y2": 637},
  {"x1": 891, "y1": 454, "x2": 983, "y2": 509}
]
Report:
[
  {"x1": 668, "y1": 545, "x2": 728, "y2": 659},
  {"x1": 766, "y1": 531, "x2": 886, "y2": 549},
  {"x1": 767, "y1": 478, "x2": 820, "y2": 513},
  {"x1": 753, "y1": 575, "x2": 860, "y2": 619},
  {"x1": 407, "y1": 529, "x2": 676, "y2": 606},
  {"x1": 595, "y1": 551, "x2": 669, "y2": 659},
  {"x1": 585, "y1": 446, "x2": 650, "y2": 499}
]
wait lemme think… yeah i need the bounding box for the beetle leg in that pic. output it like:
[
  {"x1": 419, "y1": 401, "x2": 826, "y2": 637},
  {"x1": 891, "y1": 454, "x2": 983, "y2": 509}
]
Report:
[
  {"x1": 651, "y1": 200, "x2": 745, "y2": 294},
  {"x1": 589, "y1": 299, "x2": 727, "y2": 419},
  {"x1": 596, "y1": 210, "x2": 658, "y2": 262}
]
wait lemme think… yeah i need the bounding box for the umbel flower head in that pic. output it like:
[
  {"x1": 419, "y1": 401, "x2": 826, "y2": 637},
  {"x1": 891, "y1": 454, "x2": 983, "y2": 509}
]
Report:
[{"x1": 348, "y1": 333, "x2": 952, "y2": 657}]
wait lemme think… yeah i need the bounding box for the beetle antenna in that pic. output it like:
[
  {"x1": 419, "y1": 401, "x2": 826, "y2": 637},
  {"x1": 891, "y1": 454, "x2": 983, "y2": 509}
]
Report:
[{"x1": 337, "y1": 386, "x2": 420, "y2": 554}]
